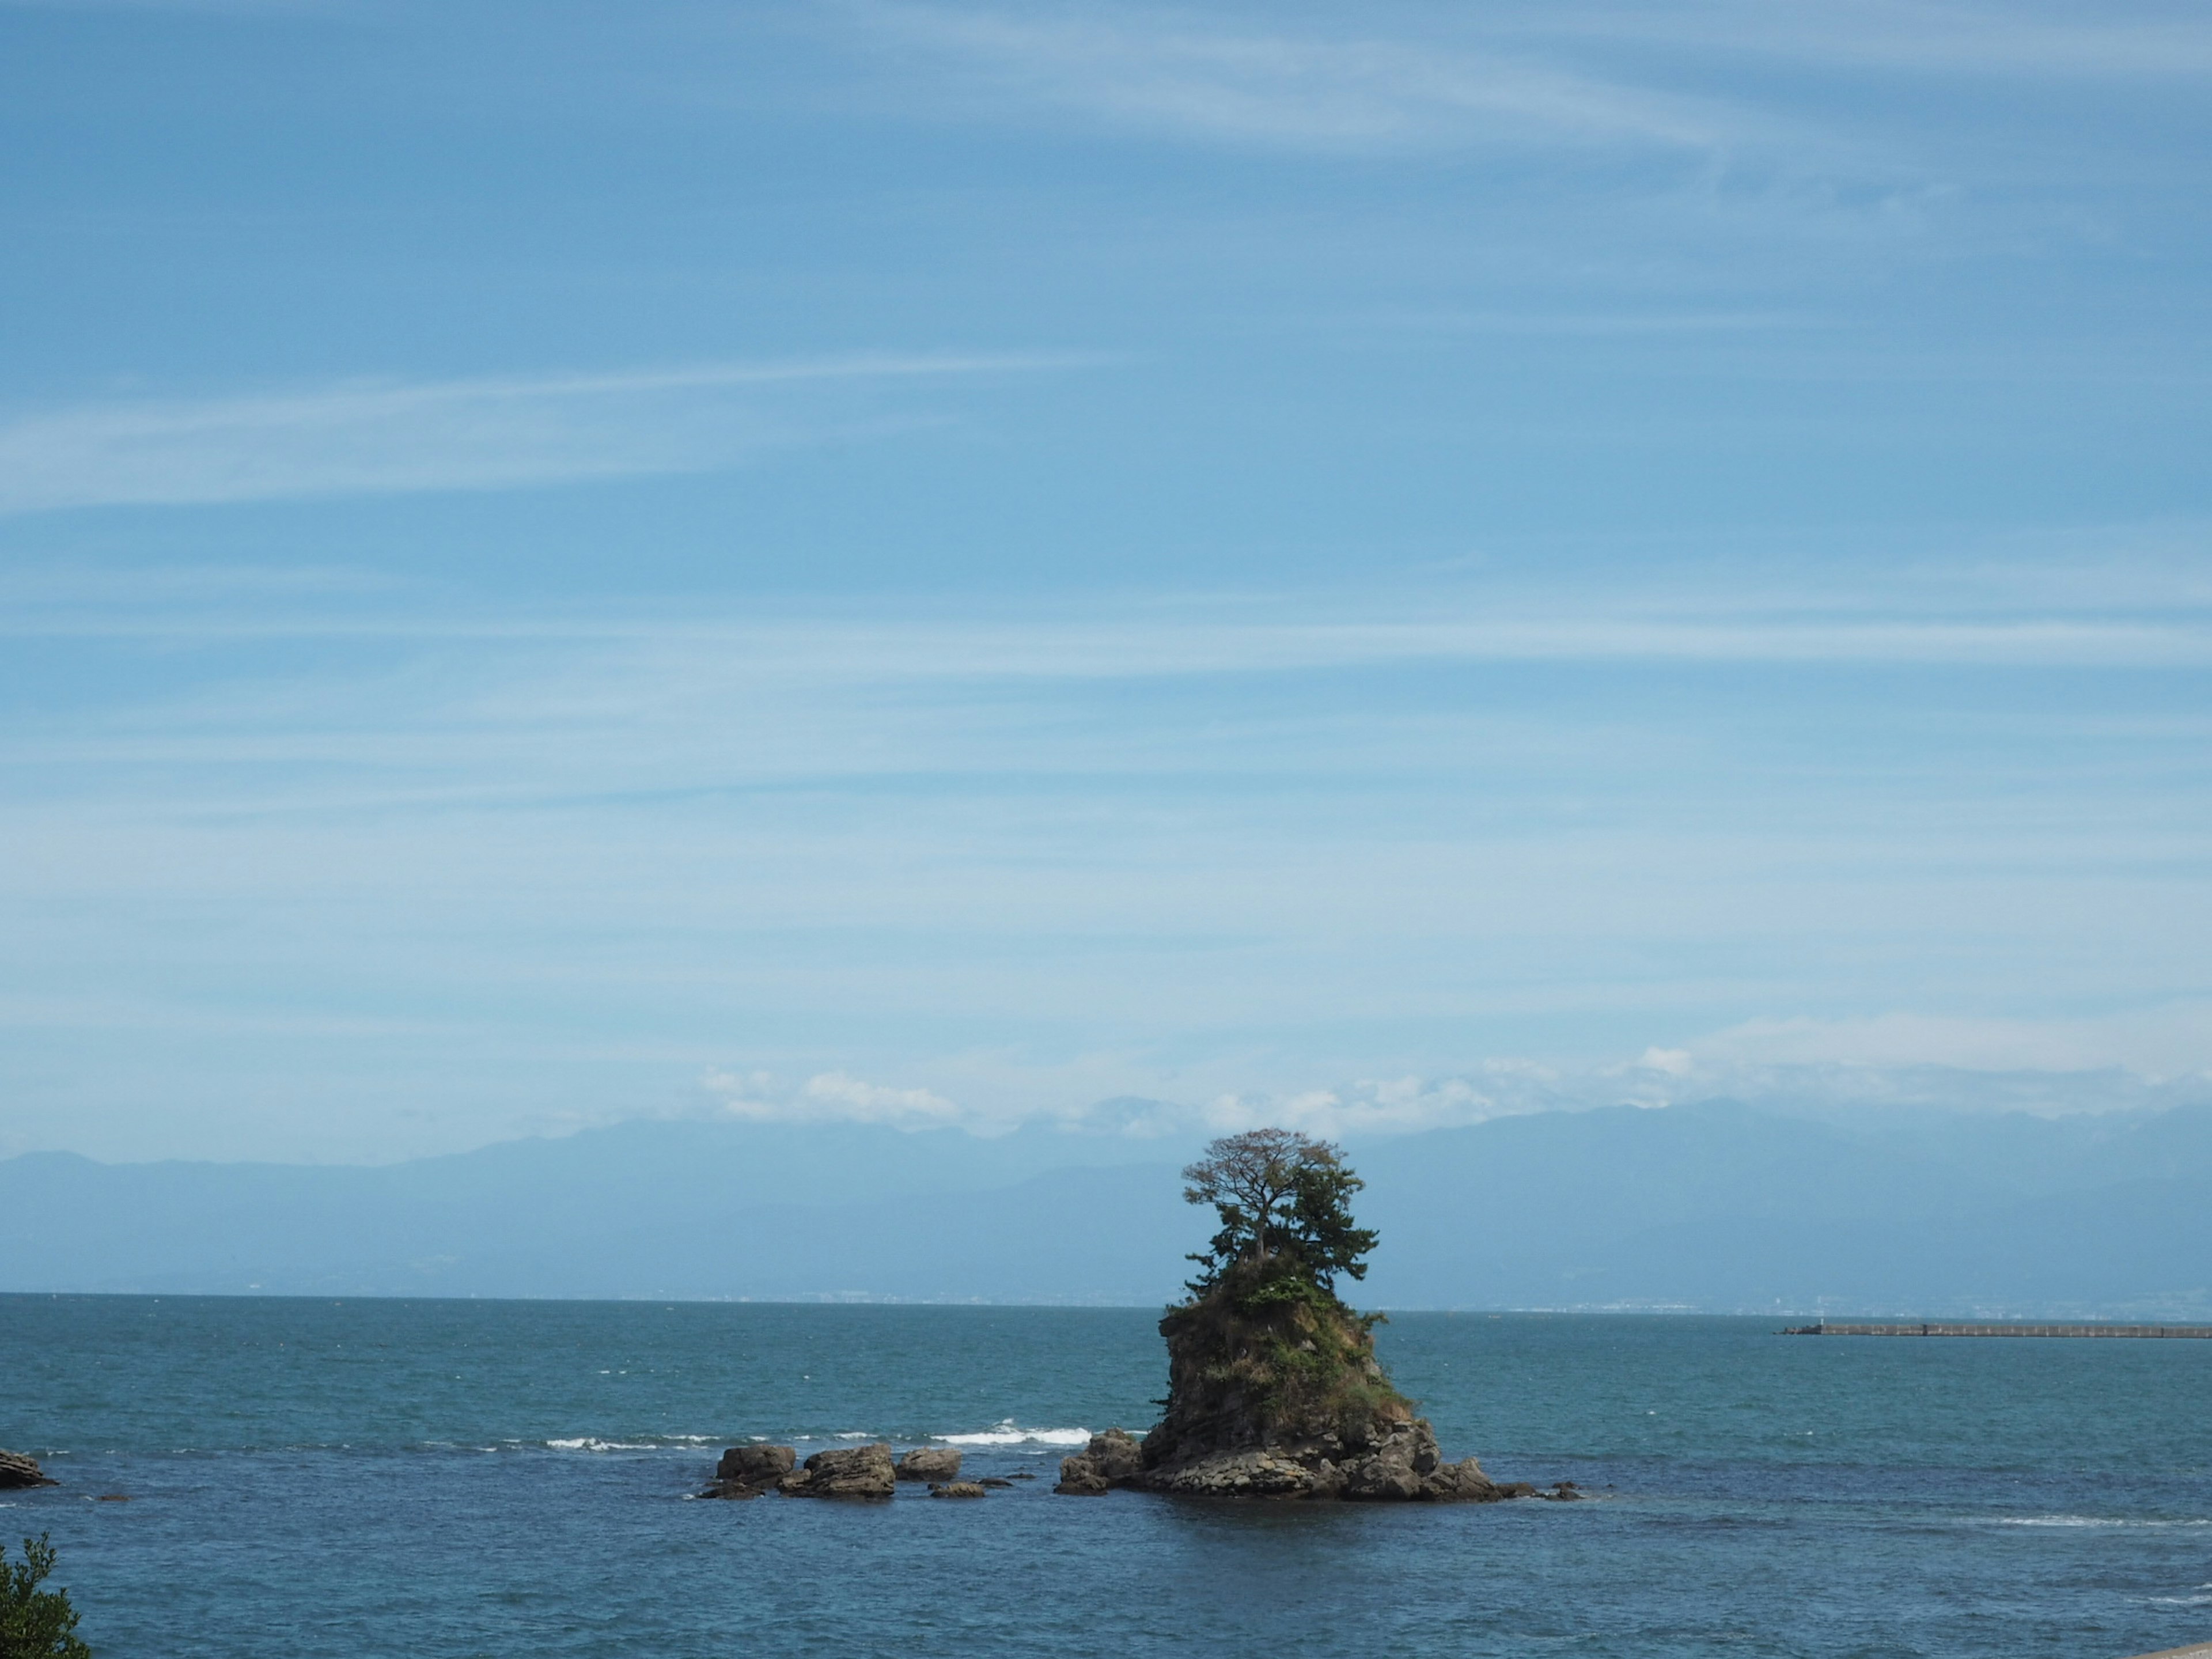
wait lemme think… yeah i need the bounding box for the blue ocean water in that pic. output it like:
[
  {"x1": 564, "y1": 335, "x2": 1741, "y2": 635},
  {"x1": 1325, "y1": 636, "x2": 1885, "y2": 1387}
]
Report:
[{"x1": 3, "y1": 1296, "x2": 2209, "y2": 1658}]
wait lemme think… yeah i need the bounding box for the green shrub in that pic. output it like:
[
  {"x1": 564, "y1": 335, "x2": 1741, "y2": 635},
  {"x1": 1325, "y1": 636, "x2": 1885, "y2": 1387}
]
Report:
[{"x1": 1, "y1": 1535, "x2": 90, "y2": 1659}]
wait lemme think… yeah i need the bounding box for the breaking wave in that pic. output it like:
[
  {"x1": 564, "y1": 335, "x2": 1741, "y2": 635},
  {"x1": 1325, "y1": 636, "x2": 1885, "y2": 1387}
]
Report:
[
  {"x1": 540, "y1": 1435, "x2": 720, "y2": 1453},
  {"x1": 940, "y1": 1421, "x2": 1093, "y2": 1449}
]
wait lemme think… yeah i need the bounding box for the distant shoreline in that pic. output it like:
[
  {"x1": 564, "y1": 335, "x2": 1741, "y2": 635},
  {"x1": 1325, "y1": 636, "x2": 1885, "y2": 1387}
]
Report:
[{"x1": 1784, "y1": 1320, "x2": 2212, "y2": 1339}]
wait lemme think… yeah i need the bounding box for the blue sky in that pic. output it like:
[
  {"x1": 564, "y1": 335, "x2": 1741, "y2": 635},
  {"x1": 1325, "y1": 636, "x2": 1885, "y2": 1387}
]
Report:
[{"x1": 3, "y1": 0, "x2": 2209, "y2": 1161}]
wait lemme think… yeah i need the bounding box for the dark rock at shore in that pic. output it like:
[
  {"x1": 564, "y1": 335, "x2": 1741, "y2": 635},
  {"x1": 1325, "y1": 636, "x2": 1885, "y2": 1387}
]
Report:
[
  {"x1": 1056, "y1": 1429, "x2": 1143, "y2": 1494},
  {"x1": 0, "y1": 1450, "x2": 56, "y2": 1490},
  {"x1": 895, "y1": 1448, "x2": 962, "y2": 1483},
  {"x1": 701, "y1": 1444, "x2": 796, "y2": 1498},
  {"x1": 1056, "y1": 1262, "x2": 1505, "y2": 1503},
  {"x1": 779, "y1": 1442, "x2": 895, "y2": 1499},
  {"x1": 1132, "y1": 1415, "x2": 1495, "y2": 1502}
]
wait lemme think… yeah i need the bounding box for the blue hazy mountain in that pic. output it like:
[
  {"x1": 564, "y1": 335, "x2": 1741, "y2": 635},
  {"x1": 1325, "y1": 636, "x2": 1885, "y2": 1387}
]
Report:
[{"x1": 5, "y1": 1101, "x2": 2209, "y2": 1315}]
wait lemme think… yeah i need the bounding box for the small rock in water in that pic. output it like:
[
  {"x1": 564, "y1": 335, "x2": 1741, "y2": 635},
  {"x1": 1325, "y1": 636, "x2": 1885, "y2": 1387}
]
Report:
[
  {"x1": 702, "y1": 1444, "x2": 795, "y2": 1499},
  {"x1": 929, "y1": 1482, "x2": 987, "y2": 1499},
  {"x1": 976, "y1": 1478, "x2": 1013, "y2": 1488},
  {"x1": 1055, "y1": 1429, "x2": 1142, "y2": 1495},
  {"x1": 0, "y1": 1450, "x2": 58, "y2": 1490},
  {"x1": 780, "y1": 1442, "x2": 896, "y2": 1499},
  {"x1": 895, "y1": 1448, "x2": 962, "y2": 1483}
]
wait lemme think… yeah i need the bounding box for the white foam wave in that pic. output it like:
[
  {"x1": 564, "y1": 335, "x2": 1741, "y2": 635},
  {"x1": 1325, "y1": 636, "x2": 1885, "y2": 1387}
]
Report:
[
  {"x1": 940, "y1": 1421, "x2": 1093, "y2": 1449},
  {"x1": 1996, "y1": 1516, "x2": 2212, "y2": 1529},
  {"x1": 544, "y1": 1437, "x2": 661, "y2": 1452},
  {"x1": 2147, "y1": 1594, "x2": 2212, "y2": 1606}
]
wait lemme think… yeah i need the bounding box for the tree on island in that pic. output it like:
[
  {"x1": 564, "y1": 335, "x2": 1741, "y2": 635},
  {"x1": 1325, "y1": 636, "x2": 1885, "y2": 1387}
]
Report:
[
  {"x1": 1181, "y1": 1128, "x2": 1379, "y2": 1295},
  {"x1": 1, "y1": 1535, "x2": 92, "y2": 1659},
  {"x1": 1060, "y1": 1126, "x2": 1500, "y2": 1498},
  {"x1": 1162, "y1": 1128, "x2": 1404, "y2": 1452}
]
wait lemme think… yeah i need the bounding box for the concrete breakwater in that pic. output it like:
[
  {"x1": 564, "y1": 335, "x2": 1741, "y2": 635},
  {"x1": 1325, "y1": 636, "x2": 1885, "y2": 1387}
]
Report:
[{"x1": 1783, "y1": 1321, "x2": 2212, "y2": 1338}]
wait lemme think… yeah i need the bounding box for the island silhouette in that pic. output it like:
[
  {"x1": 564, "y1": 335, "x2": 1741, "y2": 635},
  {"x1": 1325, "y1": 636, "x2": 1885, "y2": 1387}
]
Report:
[
  {"x1": 702, "y1": 1130, "x2": 1577, "y2": 1503},
  {"x1": 1054, "y1": 1128, "x2": 1528, "y2": 1501}
]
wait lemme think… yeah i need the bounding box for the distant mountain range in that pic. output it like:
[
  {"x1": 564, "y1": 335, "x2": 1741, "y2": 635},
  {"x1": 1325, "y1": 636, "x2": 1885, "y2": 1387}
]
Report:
[{"x1": 6, "y1": 1100, "x2": 2210, "y2": 1315}]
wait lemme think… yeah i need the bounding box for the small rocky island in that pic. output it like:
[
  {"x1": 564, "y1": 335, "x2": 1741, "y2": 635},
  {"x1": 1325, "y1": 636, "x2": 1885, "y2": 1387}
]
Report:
[
  {"x1": 703, "y1": 1128, "x2": 1571, "y2": 1506},
  {"x1": 1056, "y1": 1128, "x2": 1515, "y2": 1502}
]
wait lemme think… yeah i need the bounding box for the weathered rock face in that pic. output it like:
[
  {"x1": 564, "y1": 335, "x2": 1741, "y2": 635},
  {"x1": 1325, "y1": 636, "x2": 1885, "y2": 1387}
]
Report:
[
  {"x1": 703, "y1": 1444, "x2": 795, "y2": 1498},
  {"x1": 0, "y1": 1450, "x2": 56, "y2": 1490},
  {"x1": 1055, "y1": 1429, "x2": 1143, "y2": 1495},
  {"x1": 1060, "y1": 1265, "x2": 1503, "y2": 1503},
  {"x1": 895, "y1": 1448, "x2": 962, "y2": 1483},
  {"x1": 779, "y1": 1442, "x2": 896, "y2": 1499}
]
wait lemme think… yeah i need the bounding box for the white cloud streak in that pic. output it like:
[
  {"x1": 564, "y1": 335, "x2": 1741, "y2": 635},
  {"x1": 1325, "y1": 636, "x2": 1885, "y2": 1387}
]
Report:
[
  {"x1": 6, "y1": 605, "x2": 2207, "y2": 672},
  {"x1": 0, "y1": 351, "x2": 1090, "y2": 515},
  {"x1": 1563, "y1": 2, "x2": 2212, "y2": 83},
  {"x1": 703, "y1": 1067, "x2": 964, "y2": 1127},
  {"x1": 859, "y1": 3, "x2": 1746, "y2": 155},
  {"x1": 1691, "y1": 1004, "x2": 2212, "y2": 1080}
]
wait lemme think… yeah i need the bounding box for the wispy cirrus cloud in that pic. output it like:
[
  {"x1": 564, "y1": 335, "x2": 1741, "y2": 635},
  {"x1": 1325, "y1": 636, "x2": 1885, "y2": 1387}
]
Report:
[
  {"x1": 0, "y1": 350, "x2": 1092, "y2": 515},
  {"x1": 6, "y1": 603, "x2": 2205, "y2": 671},
  {"x1": 1562, "y1": 1, "x2": 2212, "y2": 83},
  {"x1": 855, "y1": 3, "x2": 1747, "y2": 156},
  {"x1": 1690, "y1": 1003, "x2": 2212, "y2": 1080}
]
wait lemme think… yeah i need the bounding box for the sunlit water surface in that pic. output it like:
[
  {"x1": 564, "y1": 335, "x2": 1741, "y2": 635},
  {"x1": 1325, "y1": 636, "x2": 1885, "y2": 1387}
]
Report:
[{"x1": 4, "y1": 1297, "x2": 2209, "y2": 1657}]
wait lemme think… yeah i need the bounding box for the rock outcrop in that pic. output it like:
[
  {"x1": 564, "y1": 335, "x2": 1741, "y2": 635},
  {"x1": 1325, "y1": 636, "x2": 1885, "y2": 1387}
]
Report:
[
  {"x1": 1055, "y1": 1429, "x2": 1143, "y2": 1494},
  {"x1": 1059, "y1": 1263, "x2": 1502, "y2": 1502},
  {"x1": 895, "y1": 1448, "x2": 962, "y2": 1483},
  {"x1": 702, "y1": 1444, "x2": 794, "y2": 1498},
  {"x1": 779, "y1": 1442, "x2": 896, "y2": 1499},
  {"x1": 0, "y1": 1450, "x2": 56, "y2": 1490}
]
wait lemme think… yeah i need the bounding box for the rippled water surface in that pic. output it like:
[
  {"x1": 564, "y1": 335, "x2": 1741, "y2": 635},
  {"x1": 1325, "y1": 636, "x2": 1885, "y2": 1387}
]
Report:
[{"x1": 4, "y1": 1296, "x2": 2210, "y2": 1658}]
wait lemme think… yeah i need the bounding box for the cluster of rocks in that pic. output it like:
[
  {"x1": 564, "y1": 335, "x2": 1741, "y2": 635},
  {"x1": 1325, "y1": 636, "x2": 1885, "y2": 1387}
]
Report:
[
  {"x1": 0, "y1": 1450, "x2": 56, "y2": 1490},
  {"x1": 697, "y1": 1432, "x2": 1580, "y2": 1508},
  {"x1": 696, "y1": 1266, "x2": 1588, "y2": 1510},
  {"x1": 700, "y1": 1442, "x2": 1013, "y2": 1501}
]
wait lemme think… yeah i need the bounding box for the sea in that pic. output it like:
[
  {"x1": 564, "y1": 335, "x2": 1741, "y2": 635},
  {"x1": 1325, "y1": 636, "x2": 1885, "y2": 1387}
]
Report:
[{"x1": 3, "y1": 1296, "x2": 2209, "y2": 1658}]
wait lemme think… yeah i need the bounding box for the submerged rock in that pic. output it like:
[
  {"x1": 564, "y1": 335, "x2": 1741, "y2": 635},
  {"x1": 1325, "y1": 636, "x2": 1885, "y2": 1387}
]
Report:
[
  {"x1": 780, "y1": 1442, "x2": 895, "y2": 1499},
  {"x1": 929, "y1": 1482, "x2": 986, "y2": 1499},
  {"x1": 895, "y1": 1448, "x2": 962, "y2": 1483},
  {"x1": 702, "y1": 1444, "x2": 796, "y2": 1498},
  {"x1": 0, "y1": 1450, "x2": 56, "y2": 1490}
]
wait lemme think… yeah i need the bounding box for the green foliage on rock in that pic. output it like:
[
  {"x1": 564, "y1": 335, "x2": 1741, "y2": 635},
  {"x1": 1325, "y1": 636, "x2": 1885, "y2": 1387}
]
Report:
[
  {"x1": 1147, "y1": 1132, "x2": 1411, "y2": 1467},
  {"x1": 1157, "y1": 1252, "x2": 1413, "y2": 1449},
  {"x1": 1181, "y1": 1129, "x2": 1379, "y2": 1295},
  {"x1": 1, "y1": 1535, "x2": 91, "y2": 1659}
]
